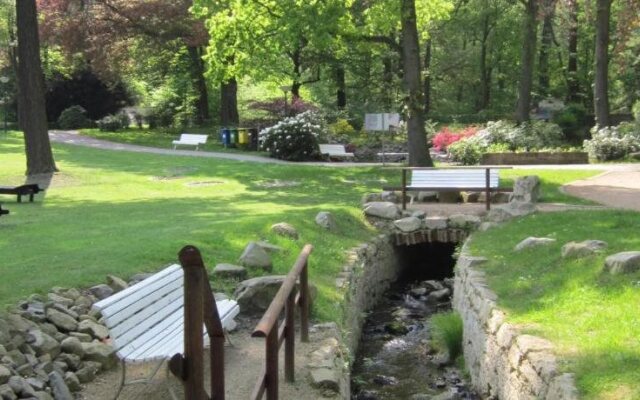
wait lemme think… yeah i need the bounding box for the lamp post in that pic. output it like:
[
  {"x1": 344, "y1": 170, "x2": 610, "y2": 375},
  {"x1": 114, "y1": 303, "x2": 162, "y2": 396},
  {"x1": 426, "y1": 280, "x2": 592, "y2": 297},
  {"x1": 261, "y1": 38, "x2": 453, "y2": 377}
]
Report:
[{"x1": 0, "y1": 76, "x2": 9, "y2": 133}]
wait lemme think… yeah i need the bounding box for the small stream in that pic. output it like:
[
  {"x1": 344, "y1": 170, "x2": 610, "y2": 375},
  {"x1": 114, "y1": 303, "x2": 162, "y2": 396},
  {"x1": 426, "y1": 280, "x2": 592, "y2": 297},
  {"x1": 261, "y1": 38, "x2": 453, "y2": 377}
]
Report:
[{"x1": 351, "y1": 278, "x2": 478, "y2": 400}]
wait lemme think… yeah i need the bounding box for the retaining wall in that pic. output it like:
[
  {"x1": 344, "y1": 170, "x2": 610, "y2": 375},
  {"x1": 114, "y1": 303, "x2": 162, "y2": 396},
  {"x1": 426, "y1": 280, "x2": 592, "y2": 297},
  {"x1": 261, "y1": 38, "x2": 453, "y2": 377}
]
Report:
[
  {"x1": 481, "y1": 152, "x2": 589, "y2": 165},
  {"x1": 452, "y1": 253, "x2": 578, "y2": 399}
]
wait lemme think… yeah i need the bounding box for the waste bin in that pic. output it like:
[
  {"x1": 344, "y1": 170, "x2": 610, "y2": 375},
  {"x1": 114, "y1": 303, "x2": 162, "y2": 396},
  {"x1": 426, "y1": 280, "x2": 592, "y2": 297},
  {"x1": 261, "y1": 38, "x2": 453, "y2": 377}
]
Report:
[
  {"x1": 229, "y1": 128, "x2": 238, "y2": 147},
  {"x1": 221, "y1": 128, "x2": 231, "y2": 147},
  {"x1": 238, "y1": 129, "x2": 249, "y2": 146},
  {"x1": 249, "y1": 128, "x2": 259, "y2": 151}
]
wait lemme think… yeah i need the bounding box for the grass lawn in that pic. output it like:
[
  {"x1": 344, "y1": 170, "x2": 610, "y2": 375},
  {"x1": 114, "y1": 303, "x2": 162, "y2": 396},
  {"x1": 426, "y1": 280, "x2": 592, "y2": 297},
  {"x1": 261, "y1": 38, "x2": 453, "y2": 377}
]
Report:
[
  {"x1": 1, "y1": 131, "x2": 600, "y2": 323},
  {"x1": 80, "y1": 127, "x2": 269, "y2": 155},
  {"x1": 467, "y1": 210, "x2": 640, "y2": 399}
]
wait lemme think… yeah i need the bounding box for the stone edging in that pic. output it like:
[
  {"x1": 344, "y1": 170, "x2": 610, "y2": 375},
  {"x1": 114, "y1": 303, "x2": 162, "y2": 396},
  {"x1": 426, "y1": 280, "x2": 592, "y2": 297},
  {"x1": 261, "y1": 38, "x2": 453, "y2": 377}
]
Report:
[{"x1": 452, "y1": 251, "x2": 578, "y2": 399}]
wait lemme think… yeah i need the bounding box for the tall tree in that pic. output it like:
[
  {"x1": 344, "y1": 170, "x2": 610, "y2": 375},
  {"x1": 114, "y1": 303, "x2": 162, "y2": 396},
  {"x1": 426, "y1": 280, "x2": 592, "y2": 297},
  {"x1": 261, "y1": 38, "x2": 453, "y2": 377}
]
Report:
[
  {"x1": 401, "y1": 0, "x2": 433, "y2": 166},
  {"x1": 16, "y1": 0, "x2": 57, "y2": 175},
  {"x1": 538, "y1": 0, "x2": 556, "y2": 98},
  {"x1": 565, "y1": 0, "x2": 580, "y2": 102},
  {"x1": 593, "y1": 0, "x2": 611, "y2": 128},
  {"x1": 515, "y1": 0, "x2": 538, "y2": 123}
]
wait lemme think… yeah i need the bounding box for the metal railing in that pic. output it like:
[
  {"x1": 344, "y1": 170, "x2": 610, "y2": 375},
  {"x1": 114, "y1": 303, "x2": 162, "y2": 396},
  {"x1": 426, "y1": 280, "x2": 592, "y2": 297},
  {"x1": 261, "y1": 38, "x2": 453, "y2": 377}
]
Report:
[
  {"x1": 169, "y1": 245, "x2": 226, "y2": 400},
  {"x1": 250, "y1": 244, "x2": 313, "y2": 400}
]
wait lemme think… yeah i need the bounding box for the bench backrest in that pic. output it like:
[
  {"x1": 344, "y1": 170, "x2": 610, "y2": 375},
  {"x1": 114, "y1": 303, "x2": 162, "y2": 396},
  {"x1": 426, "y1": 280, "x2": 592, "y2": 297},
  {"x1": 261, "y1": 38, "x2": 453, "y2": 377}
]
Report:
[
  {"x1": 178, "y1": 134, "x2": 208, "y2": 144},
  {"x1": 409, "y1": 169, "x2": 499, "y2": 189},
  {"x1": 93, "y1": 264, "x2": 185, "y2": 355},
  {"x1": 319, "y1": 144, "x2": 348, "y2": 154}
]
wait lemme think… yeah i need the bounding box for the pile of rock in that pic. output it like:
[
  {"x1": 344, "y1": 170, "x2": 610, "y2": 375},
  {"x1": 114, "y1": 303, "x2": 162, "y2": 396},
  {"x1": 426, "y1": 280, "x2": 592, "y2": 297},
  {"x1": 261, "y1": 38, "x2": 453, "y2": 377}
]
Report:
[{"x1": 0, "y1": 276, "x2": 129, "y2": 400}]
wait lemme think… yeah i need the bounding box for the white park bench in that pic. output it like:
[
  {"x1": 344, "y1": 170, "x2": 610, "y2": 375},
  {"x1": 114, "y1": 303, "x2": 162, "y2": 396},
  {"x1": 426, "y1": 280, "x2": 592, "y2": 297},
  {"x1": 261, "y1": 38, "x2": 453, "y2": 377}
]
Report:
[
  {"x1": 383, "y1": 167, "x2": 511, "y2": 210},
  {"x1": 92, "y1": 263, "x2": 239, "y2": 398},
  {"x1": 319, "y1": 144, "x2": 355, "y2": 160},
  {"x1": 172, "y1": 134, "x2": 209, "y2": 150}
]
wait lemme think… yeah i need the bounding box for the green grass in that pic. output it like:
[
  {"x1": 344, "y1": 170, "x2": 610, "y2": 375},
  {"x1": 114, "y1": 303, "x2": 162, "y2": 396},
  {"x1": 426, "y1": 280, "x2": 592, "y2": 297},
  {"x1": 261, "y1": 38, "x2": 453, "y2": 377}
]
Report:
[
  {"x1": 0, "y1": 131, "x2": 600, "y2": 323},
  {"x1": 80, "y1": 127, "x2": 268, "y2": 155},
  {"x1": 467, "y1": 210, "x2": 640, "y2": 399},
  {"x1": 430, "y1": 311, "x2": 463, "y2": 359}
]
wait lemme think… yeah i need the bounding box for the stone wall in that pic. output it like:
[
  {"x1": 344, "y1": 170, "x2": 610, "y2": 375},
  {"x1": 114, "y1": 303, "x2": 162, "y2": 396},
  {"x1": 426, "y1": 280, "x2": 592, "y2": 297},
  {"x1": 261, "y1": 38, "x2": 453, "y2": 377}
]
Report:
[
  {"x1": 338, "y1": 234, "x2": 400, "y2": 356},
  {"x1": 481, "y1": 152, "x2": 588, "y2": 165},
  {"x1": 453, "y1": 253, "x2": 578, "y2": 399}
]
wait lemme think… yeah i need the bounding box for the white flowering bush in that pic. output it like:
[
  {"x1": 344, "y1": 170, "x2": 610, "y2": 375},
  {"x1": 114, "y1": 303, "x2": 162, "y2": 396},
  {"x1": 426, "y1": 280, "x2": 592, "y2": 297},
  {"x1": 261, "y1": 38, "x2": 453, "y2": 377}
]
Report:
[
  {"x1": 259, "y1": 111, "x2": 326, "y2": 161},
  {"x1": 583, "y1": 125, "x2": 640, "y2": 161}
]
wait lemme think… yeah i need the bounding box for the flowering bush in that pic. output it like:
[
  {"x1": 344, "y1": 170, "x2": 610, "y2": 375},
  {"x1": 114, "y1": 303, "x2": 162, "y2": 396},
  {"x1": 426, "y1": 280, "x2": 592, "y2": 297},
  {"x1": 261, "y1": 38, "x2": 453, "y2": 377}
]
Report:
[
  {"x1": 583, "y1": 125, "x2": 640, "y2": 161},
  {"x1": 259, "y1": 111, "x2": 326, "y2": 161},
  {"x1": 431, "y1": 126, "x2": 479, "y2": 151}
]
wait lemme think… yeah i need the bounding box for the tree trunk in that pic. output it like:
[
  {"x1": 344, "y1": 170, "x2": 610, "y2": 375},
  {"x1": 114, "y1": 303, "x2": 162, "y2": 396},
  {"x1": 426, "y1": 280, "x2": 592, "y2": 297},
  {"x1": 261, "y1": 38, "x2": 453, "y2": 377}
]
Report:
[
  {"x1": 401, "y1": 0, "x2": 433, "y2": 167},
  {"x1": 515, "y1": 0, "x2": 538, "y2": 123},
  {"x1": 220, "y1": 78, "x2": 239, "y2": 126},
  {"x1": 594, "y1": 0, "x2": 611, "y2": 128},
  {"x1": 478, "y1": 15, "x2": 492, "y2": 111},
  {"x1": 382, "y1": 56, "x2": 394, "y2": 109},
  {"x1": 16, "y1": 0, "x2": 57, "y2": 175},
  {"x1": 423, "y1": 38, "x2": 432, "y2": 114},
  {"x1": 538, "y1": 0, "x2": 556, "y2": 99},
  {"x1": 566, "y1": 0, "x2": 580, "y2": 102},
  {"x1": 336, "y1": 66, "x2": 346, "y2": 109},
  {"x1": 187, "y1": 46, "x2": 210, "y2": 125}
]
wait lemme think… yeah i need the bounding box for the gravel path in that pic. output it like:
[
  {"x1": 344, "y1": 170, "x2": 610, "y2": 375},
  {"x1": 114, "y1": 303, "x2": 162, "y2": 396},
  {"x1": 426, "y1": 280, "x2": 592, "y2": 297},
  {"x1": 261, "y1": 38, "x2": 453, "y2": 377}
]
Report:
[{"x1": 562, "y1": 170, "x2": 640, "y2": 211}]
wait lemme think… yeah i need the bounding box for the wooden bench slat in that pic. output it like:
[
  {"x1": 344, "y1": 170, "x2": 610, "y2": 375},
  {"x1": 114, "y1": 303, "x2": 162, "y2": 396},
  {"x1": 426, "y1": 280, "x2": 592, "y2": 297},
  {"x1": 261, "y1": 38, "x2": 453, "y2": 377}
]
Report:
[{"x1": 120, "y1": 312, "x2": 184, "y2": 360}]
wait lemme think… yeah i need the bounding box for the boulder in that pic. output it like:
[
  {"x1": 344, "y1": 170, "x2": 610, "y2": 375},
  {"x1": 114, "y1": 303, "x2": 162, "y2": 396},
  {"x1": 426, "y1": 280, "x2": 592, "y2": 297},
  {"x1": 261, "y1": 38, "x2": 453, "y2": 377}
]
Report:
[
  {"x1": 60, "y1": 337, "x2": 84, "y2": 358},
  {"x1": 88, "y1": 284, "x2": 113, "y2": 300},
  {"x1": 48, "y1": 371, "x2": 73, "y2": 400},
  {"x1": 26, "y1": 330, "x2": 60, "y2": 358},
  {"x1": 604, "y1": 251, "x2": 640, "y2": 275},
  {"x1": 46, "y1": 293, "x2": 74, "y2": 308},
  {"x1": 423, "y1": 216, "x2": 448, "y2": 230},
  {"x1": 447, "y1": 214, "x2": 481, "y2": 230},
  {"x1": 363, "y1": 202, "x2": 401, "y2": 220},
  {"x1": 81, "y1": 342, "x2": 116, "y2": 370},
  {"x1": 75, "y1": 365, "x2": 97, "y2": 383},
  {"x1": 0, "y1": 365, "x2": 10, "y2": 385},
  {"x1": 514, "y1": 237, "x2": 557, "y2": 251},
  {"x1": 8, "y1": 376, "x2": 35, "y2": 398},
  {"x1": 438, "y1": 191, "x2": 461, "y2": 203},
  {"x1": 256, "y1": 241, "x2": 283, "y2": 253},
  {"x1": 63, "y1": 372, "x2": 81, "y2": 392},
  {"x1": 487, "y1": 201, "x2": 536, "y2": 222},
  {"x1": 380, "y1": 191, "x2": 398, "y2": 203},
  {"x1": 510, "y1": 175, "x2": 541, "y2": 203},
  {"x1": 270, "y1": 222, "x2": 299, "y2": 240},
  {"x1": 106, "y1": 275, "x2": 128, "y2": 293},
  {"x1": 212, "y1": 264, "x2": 247, "y2": 280},
  {"x1": 238, "y1": 242, "x2": 273, "y2": 272},
  {"x1": 46, "y1": 309, "x2": 77, "y2": 332},
  {"x1": 393, "y1": 217, "x2": 422, "y2": 233},
  {"x1": 308, "y1": 368, "x2": 340, "y2": 392},
  {"x1": 0, "y1": 384, "x2": 17, "y2": 400},
  {"x1": 234, "y1": 276, "x2": 316, "y2": 315},
  {"x1": 561, "y1": 240, "x2": 608, "y2": 259},
  {"x1": 77, "y1": 320, "x2": 109, "y2": 340},
  {"x1": 361, "y1": 193, "x2": 382, "y2": 204},
  {"x1": 128, "y1": 273, "x2": 153, "y2": 286},
  {"x1": 315, "y1": 212, "x2": 336, "y2": 230},
  {"x1": 410, "y1": 210, "x2": 427, "y2": 219},
  {"x1": 461, "y1": 192, "x2": 480, "y2": 203}
]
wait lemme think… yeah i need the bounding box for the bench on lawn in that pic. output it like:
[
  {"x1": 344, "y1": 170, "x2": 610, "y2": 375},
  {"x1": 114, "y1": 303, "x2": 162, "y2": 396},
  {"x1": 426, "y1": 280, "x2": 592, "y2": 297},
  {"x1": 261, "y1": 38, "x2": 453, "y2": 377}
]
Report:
[
  {"x1": 383, "y1": 167, "x2": 511, "y2": 211},
  {"x1": 0, "y1": 184, "x2": 42, "y2": 203},
  {"x1": 92, "y1": 257, "x2": 239, "y2": 399},
  {"x1": 0, "y1": 204, "x2": 8, "y2": 217},
  {"x1": 172, "y1": 133, "x2": 209, "y2": 150},
  {"x1": 319, "y1": 144, "x2": 355, "y2": 160}
]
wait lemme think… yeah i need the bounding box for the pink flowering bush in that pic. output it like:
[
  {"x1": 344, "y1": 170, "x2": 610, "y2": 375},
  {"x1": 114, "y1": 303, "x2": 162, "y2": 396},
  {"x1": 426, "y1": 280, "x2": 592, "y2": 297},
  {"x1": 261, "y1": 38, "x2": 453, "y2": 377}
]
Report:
[{"x1": 431, "y1": 126, "x2": 480, "y2": 151}]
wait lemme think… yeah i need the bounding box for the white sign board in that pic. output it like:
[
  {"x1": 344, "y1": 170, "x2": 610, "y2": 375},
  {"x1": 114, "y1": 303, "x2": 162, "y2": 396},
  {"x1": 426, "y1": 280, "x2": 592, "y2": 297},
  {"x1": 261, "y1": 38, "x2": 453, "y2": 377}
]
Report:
[{"x1": 364, "y1": 113, "x2": 401, "y2": 132}]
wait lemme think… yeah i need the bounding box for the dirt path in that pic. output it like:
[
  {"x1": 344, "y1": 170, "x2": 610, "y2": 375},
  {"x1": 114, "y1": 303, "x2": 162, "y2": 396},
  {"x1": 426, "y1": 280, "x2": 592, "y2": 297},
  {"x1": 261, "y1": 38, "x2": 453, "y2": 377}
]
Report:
[
  {"x1": 562, "y1": 170, "x2": 640, "y2": 211},
  {"x1": 78, "y1": 319, "x2": 338, "y2": 400}
]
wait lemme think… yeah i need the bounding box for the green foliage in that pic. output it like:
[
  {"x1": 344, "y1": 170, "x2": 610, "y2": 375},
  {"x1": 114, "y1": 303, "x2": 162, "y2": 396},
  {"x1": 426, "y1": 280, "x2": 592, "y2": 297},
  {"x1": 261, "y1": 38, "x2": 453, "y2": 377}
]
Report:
[
  {"x1": 553, "y1": 103, "x2": 589, "y2": 142},
  {"x1": 447, "y1": 137, "x2": 483, "y2": 165},
  {"x1": 633, "y1": 101, "x2": 640, "y2": 123},
  {"x1": 583, "y1": 125, "x2": 640, "y2": 161},
  {"x1": 96, "y1": 114, "x2": 129, "y2": 132},
  {"x1": 57, "y1": 105, "x2": 93, "y2": 129},
  {"x1": 329, "y1": 119, "x2": 358, "y2": 138},
  {"x1": 430, "y1": 311, "x2": 463, "y2": 360},
  {"x1": 259, "y1": 111, "x2": 325, "y2": 161}
]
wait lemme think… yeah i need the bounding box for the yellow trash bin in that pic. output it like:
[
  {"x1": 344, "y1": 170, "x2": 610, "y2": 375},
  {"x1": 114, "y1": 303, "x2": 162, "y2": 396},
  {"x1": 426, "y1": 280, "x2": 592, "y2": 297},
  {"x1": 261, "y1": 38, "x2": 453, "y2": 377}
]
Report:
[{"x1": 238, "y1": 129, "x2": 249, "y2": 145}]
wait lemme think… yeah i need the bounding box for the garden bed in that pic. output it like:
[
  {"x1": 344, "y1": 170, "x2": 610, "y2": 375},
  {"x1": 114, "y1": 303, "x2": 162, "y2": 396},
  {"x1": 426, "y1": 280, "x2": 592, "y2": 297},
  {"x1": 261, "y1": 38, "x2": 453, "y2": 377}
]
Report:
[{"x1": 481, "y1": 152, "x2": 588, "y2": 165}]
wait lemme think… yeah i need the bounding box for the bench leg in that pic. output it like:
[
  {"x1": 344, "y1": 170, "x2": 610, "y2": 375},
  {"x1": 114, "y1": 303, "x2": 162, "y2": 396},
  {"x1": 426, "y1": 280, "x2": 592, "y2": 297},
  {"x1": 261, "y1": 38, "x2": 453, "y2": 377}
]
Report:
[
  {"x1": 113, "y1": 360, "x2": 126, "y2": 400},
  {"x1": 17, "y1": 194, "x2": 21, "y2": 203},
  {"x1": 29, "y1": 193, "x2": 34, "y2": 202}
]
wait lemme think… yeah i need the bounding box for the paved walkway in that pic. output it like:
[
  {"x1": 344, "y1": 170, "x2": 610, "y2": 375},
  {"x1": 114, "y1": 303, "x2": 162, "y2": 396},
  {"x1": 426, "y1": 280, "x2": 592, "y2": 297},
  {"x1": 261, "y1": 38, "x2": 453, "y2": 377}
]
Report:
[{"x1": 49, "y1": 130, "x2": 640, "y2": 210}]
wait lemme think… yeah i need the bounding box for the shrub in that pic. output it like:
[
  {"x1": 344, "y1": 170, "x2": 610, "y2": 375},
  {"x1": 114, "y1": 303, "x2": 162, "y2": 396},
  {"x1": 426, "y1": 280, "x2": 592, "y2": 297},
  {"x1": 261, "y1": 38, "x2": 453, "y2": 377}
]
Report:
[
  {"x1": 96, "y1": 113, "x2": 129, "y2": 132},
  {"x1": 329, "y1": 119, "x2": 358, "y2": 138},
  {"x1": 553, "y1": 103, "x2": 589, "y2": 142},
  {"x1": 259, "y1": 111, "x2": 326, "y2": 161},
  {"x1": 431, "y1": 126, "x2": 479, "y2": 151},
  {"x1": 57, "y1": 105, "x2": 92, "y2": 129},
  {"x1": 583, "y1": 126, "x2": 640, "y2": 161},
  {"x1": 431, "y1": 312, "x2": 463, "y2": 360},
  {"x1": 448, "y1": 137, "x2": 484, "y2": 165}
]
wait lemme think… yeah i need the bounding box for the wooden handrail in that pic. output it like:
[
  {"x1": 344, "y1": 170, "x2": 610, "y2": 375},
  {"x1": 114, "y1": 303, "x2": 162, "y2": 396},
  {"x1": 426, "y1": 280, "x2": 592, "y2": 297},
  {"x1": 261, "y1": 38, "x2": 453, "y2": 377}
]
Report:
[
  {"x1": 250, "y1": 244, "x2": 313, "y2": 400},
  {"x1": 169, "y1": 245, "x2": 225, "y2": 400}
]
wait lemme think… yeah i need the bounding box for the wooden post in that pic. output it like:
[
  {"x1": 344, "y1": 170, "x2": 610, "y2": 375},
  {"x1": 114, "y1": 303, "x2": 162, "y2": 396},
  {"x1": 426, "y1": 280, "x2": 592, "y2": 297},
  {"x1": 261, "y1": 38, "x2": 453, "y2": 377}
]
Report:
[
  {"x1": 485, "y1": 168, "x2": 491, "y2": 211},
  {"x1": 179, "y1": 247, "x2": 207, "y2": 400},
  {"x1": 285, "y1": 291, "x2": 295, "y2": 382},
  {"x1": 402, "y1": 169, "x2": 407, "y2": 210},
  {"x1": 265, "y1": 327, "x2": 279, "y2": 400},
  {"x1": 300, "y1": 262, "x2": 309, "y2": 343}
]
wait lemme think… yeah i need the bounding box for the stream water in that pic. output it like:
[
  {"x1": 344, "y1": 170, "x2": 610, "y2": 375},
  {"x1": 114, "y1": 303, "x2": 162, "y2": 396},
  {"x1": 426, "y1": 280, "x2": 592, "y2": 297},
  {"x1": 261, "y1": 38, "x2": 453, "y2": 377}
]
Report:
[{"x1": 351, "y1": 278, "x2": 478, "y2": 400}]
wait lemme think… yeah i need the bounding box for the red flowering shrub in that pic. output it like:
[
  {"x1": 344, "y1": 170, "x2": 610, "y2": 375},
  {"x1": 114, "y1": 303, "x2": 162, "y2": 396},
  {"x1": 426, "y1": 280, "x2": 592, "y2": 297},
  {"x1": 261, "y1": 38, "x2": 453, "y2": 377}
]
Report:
[{"x1": 431, "y1": 126, "x2": 480, "y2": 151}]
